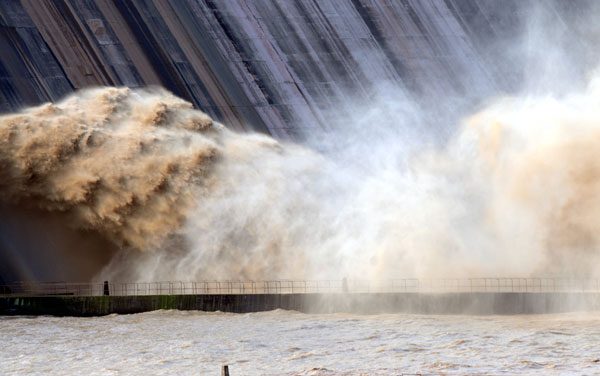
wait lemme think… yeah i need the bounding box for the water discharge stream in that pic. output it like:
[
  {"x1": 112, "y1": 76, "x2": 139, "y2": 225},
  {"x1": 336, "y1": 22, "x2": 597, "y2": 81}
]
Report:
[{"x1": 2, "y1": 79, "x2": 600, "y2": 282}]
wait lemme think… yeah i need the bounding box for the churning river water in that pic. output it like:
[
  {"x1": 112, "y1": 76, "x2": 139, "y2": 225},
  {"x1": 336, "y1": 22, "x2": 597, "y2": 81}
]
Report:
[{"x1": 1, "y1": 310, "x2": 600, "y2": 375}]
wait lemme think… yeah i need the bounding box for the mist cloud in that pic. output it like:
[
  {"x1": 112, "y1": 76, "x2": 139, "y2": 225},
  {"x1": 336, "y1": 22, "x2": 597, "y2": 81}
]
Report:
[{"x1": 2, "y1": 78, "x2": 600, "y2": 282}]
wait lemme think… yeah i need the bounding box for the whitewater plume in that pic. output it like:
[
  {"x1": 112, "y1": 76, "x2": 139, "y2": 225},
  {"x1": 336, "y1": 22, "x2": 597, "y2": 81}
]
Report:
[
  {"x1": 456, "y1": 78, "x2": 600, "y2": 277},
  {"x1": 0, "y1": 87, "x2": 223, "y2": 251},
  {"x1": 2, "y1": 82, "x2": 600, "y2": 282},
  {"x1": 0, "y1": 86, "x2": 335, "y2": 281}
]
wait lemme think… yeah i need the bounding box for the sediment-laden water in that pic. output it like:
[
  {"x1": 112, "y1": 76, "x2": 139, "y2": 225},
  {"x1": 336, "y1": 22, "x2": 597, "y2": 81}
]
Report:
[{"x1": 2, "y1": 310, "x2": 600, "y2": 375}]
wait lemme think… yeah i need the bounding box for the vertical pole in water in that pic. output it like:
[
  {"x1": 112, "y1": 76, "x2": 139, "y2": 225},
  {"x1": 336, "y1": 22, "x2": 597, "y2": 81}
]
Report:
[{"x1": 221, "y1": 365, "x2": 230, "y2": 376}]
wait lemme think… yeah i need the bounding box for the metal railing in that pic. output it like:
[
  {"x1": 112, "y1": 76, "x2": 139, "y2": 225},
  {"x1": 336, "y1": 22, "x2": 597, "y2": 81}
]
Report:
[{"x1": 1, "y1": 278, "x2": 599, "y2": 297}]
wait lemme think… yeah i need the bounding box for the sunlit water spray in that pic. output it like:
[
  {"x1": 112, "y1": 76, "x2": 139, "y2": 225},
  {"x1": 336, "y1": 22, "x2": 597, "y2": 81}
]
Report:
[{"x1": 1, "y1": 80, "x2": 600, "y2": 282}]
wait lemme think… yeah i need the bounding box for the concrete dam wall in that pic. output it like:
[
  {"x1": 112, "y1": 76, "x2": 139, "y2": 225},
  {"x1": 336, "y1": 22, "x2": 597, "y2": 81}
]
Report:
[
  {"x1": 1, "y1": 0, "x2": 596, "y2": 139},
  {"x1": 3, "y1": 293, "x2": 600, "y2": 316},
  {"x1": 1, "y1": 1, "x2": 599, "y2": 286}
]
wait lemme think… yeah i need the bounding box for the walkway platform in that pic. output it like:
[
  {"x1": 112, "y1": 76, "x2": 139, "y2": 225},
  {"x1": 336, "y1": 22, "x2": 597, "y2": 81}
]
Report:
[{"x1": 2, "y1": 279, "x2": 600, "y2": 316}]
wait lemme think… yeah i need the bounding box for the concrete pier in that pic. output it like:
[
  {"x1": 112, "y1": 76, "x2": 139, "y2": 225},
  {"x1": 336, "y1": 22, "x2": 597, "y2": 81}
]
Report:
[{"x1": 1, "y1": 292, "x2": 599, "y2": 317}]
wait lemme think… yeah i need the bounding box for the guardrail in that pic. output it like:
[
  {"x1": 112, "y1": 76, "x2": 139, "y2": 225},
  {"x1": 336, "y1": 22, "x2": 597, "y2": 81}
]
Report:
[{"x1": 1, "y1": 278, "x2": 600, "y2": 297}]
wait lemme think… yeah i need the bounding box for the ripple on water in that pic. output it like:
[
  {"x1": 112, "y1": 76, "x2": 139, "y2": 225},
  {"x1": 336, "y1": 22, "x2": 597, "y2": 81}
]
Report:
[{"x1": 2, "y1": 312, "x2": 600, "y2": 375}]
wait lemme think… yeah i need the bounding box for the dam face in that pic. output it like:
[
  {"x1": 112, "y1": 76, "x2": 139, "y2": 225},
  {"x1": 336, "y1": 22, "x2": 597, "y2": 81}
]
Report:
[
  {"x1": 1, "y1": 1, "x2": 599, "y2": 284},
  {"x1": 0, "y1": 0, "x2": 596, "y2": 138}
]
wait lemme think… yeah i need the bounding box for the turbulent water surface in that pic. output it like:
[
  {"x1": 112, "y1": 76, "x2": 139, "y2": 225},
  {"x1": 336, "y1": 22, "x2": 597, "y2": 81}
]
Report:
[{"x1": 2, "y1": 310, "x2": 600, "y2": 375}]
